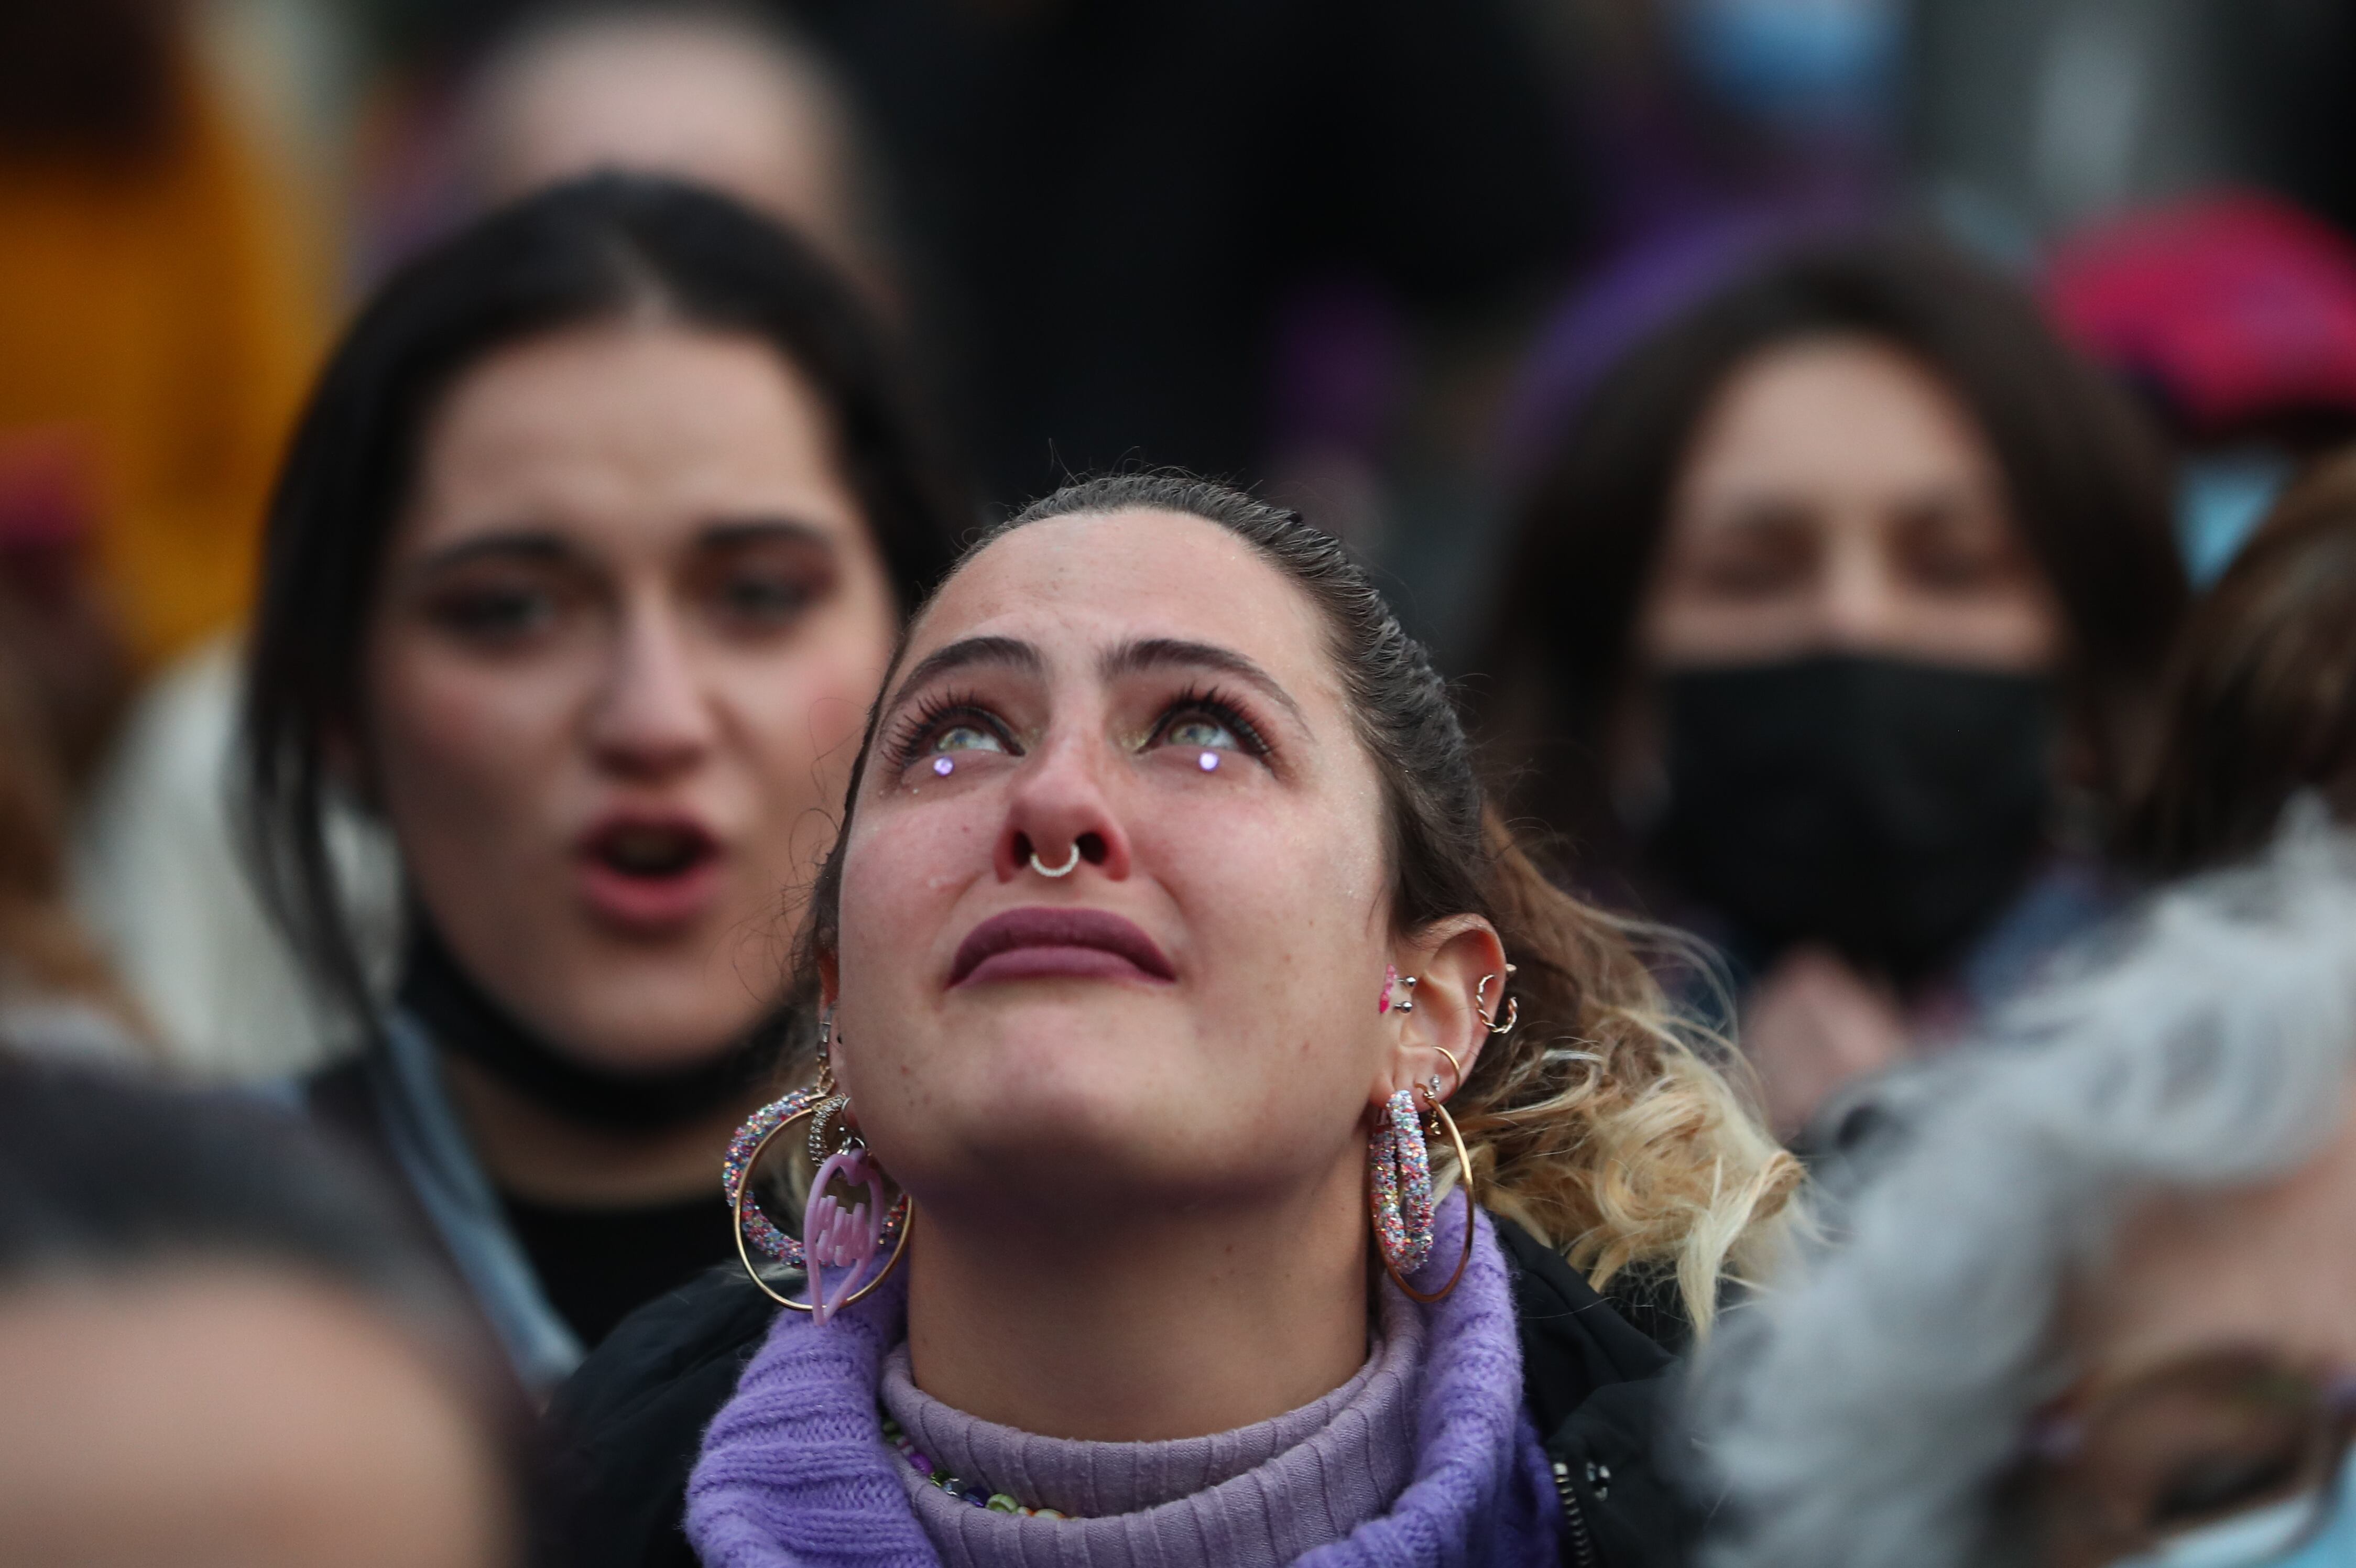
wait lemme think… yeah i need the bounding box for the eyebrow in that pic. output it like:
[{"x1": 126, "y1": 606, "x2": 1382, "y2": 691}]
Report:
[
  {"x1": 882, "y1": 635, "x2": 1045, "y2": 714},
  {"x1": 878, "y1": 633, "x2": 1308, "y2": 731},
  {"x1": 413, "y1": 530, "x2": 577, "y2": 574},
  {"x1": 1100, "y1": 637, "x2": 1307, "y2": 727},
  {"x1": 699, "y1": 517, "x2": 838, "y2": 551},
  {"x1": 411, "y1": 516, "x2": 836, "y2": 575}
]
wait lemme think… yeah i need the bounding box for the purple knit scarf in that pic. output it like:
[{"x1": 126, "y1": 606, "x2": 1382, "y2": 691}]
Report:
[{"x1": 685, "y1": 1204, "x2": 1559, "y2": 1567}]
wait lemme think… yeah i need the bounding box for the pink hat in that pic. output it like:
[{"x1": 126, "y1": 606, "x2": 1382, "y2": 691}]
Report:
[{"x1": 2044, "y1": 190, "x2": 2356, "y2": 440}]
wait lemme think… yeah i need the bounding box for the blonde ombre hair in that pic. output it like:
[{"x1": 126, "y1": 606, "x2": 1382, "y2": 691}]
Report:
[
  {"x1": 1456, "y1": 818, "x2": 1797, "y2": 1333},
  {"x1": 800, "y1": 473, "x2": 1799, "y2": 1330}
]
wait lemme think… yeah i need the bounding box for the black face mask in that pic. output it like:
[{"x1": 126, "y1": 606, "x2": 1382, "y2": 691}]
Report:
[
  {"x1": 1645, "y1": 655, "x2": 2056, "y2": 985},
  {"x1": 397, "y1": 926, "x2": 792, "y2": 1135}
]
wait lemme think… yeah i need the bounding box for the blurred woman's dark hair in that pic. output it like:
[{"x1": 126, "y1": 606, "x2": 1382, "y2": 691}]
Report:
[
  {"x1": 0, "y1": 1057, "x2": 469, "y2": 1330},
  {"x1": 1476, "y1": 234, "x2": 2187, "y2": 869},
  {"x1": 0, "y1": 1055, "x2": 527, "y2": 1503},
  {"x1": 2128, "y1": 449, "x2": 2356, "y2": 875},
  {"x1": 242, "y1": 171, "x2": 967, "y2": 1027}
]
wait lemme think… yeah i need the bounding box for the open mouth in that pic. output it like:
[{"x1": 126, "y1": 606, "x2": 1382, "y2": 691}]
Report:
[{"x1": 586, "y1": 820, "x2": 718, "y2": 880}]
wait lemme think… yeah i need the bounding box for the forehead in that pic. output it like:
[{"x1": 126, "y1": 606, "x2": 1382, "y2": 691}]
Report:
[
  {"x1": 402, "y1": 323, "x2": 852, "y2": 541},
  {"x1": 910, "y1": 510, "x2": 1340, "y2": 695},
  {"x1": 1685, "y1": 335, "x2": 1995, "y2": 496},
  {"x1": 2081, "y1": 1105, "x2": 2356, "y2": 1380}
]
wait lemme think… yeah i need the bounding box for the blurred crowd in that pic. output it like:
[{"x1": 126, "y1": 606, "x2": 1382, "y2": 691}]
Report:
[{"x1": 5, "y1": 2, "x2": 2356, "y2": 1565}]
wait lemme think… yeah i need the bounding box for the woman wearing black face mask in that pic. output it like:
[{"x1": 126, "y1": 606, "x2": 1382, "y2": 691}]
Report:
[
  {"x1": 1476, "y1": 236, "x2": 2186, "y2": 1144},
  {"x1": 243, "y1": 175, "x2": 962, "y2": 1390}
]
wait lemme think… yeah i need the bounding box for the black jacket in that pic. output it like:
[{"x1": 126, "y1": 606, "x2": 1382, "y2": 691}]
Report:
[{"x1": 537, "y1": 1216, "x2": 1699, "y2": 1568}]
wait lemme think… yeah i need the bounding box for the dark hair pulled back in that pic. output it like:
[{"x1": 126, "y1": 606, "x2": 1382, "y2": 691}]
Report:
[
  {"x1": 801, "y1": 474, "x2": 1797, "y2": 1326},
  {"x1": 243, "y1": 172, "x2": 967, "y2": 1027}
]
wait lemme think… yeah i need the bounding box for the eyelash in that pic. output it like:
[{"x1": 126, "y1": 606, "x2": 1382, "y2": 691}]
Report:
[
  {"x1": 884, "y1": 688, "x2": 1007, "y2": 772},
  {"x1": 1155, "y1": 684, "x2": 1272, "y2": 758},
  {"x1": 882, "y1": 682, "x2": 1277, "y2": 771}
]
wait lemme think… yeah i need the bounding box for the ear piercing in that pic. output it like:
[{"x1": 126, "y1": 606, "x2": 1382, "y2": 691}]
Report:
[
  {"x1": 1378, "y1": 965, "x2": 1418, "y2": 1015},
  {"x1": 1370, "y1": 1041, "x2": 1476, "y2": 1304},
  {"x1": 1430, "y1": 1044, "x2": 1464, "y2": 1103},
  {"x1": 1029, "y1": 843, "x2": 1081, "y2": 878},
  {"x1": 1475, "y1": 968, "x2": 1519, "y2": 1036}
]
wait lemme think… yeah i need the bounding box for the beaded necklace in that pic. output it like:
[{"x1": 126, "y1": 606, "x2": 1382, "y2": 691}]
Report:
[{"x1": 880, "y1": 1412, "x2": 1074, "y2": 1519}]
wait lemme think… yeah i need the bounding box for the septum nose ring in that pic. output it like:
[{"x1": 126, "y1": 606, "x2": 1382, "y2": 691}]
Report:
[{"x1": 1028, "y1": 843, "x2": 1082, "y2": 878}]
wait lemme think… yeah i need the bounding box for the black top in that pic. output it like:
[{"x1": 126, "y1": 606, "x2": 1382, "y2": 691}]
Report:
[
  {"x1": 536, "y1": 1217, "x2": 1700, "y2": 1568},
  {"x1": 304, "y1": 931, "x2": 790, "y2": 1360},
  {"x1": 308, "y1": 1050, "x2": 756, "y2": 1362},
  {"x1": 503, "y1": 1192, "x2": 741, "y2": 1350}
]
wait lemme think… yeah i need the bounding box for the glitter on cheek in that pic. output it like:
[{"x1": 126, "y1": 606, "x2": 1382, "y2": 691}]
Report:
[
  {"x1": 1198, "y1": 750, "x2": 1220, "y2": 772},
  {"x1": 933, "y1": 755, "x2": 955, "y2": 777}
]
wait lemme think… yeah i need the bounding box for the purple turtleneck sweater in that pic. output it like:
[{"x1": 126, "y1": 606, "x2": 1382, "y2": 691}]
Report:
[{"x1": 685, "y1": 1204, "x2": 1561, "y2": 1567}]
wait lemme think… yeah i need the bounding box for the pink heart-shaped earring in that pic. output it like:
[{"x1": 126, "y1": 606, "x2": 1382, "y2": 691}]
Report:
[{"x1": 803, "y1": 1145, "x2": 889, "y2": 1324}]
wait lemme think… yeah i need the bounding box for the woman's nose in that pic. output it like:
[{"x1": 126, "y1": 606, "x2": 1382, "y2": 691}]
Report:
[
  {"x1": 583, "y1": 602, "x2": 721, "y2": 779},
  {"x1": 1817, "y1": 531, "x2": 1909, "y2": 652},
  {"x1": 994, "y1": 732, "x2": 1132, "y2": 883}
]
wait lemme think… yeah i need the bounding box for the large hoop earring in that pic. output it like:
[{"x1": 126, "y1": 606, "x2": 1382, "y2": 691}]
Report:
[
  {"x1": 1380, "y1": 1043, "x2": 1476, "y2": 1304},
  {"x1": 724, "y1": 1055, "x2": 913, "y2": 1318},
  {"x1": 1369, "y1": 1087, "x2": 1435, "y2": 1274}
]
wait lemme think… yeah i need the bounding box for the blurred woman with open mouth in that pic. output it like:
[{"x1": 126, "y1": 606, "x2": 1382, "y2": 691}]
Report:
[
  {"x1": 544, "y1": 474, "x2": 1798, "y2": 1568},
  {"x1": 242, "y1": 173, "x2": 962, "y2": 1390}
]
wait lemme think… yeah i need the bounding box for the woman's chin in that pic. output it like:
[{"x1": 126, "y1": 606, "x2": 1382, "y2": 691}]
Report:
[
  {"x1": 517, "y1": 965, "x2": 772, "y2": 1073},
  {"x1": 886, "y1": 1092, "x2": 1283, "y2": 1218},
  {"x1": 933, "y1": 989, "x2": 1209, "y2": 1068}
]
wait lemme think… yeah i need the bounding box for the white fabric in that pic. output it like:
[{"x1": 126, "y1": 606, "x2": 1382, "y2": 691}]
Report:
[{"x1": 71, "y1": 634, "x2": 401, "y2": 1080}]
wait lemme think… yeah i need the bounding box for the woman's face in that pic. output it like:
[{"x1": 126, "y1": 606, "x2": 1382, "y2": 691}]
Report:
[
  {"x1": 0, "y1": 1269, "x2": 510, "y2": 1568},
  {"x1": 2041, "y1": 1104, "x2": 2356, "y2": 1567},
  {"x1": 2082, "y1": 1109, "x2": 2356, "y2": 1392},
  {"x1": 365, "y1": 321, "x2": 897, "y2": 1069},
  {"x1": 826, "y1": 511, "x2": 1457, "y2": 1224},
  {"x1": 1639, "y1": 334, "x2": 2064, "y2": 673}
]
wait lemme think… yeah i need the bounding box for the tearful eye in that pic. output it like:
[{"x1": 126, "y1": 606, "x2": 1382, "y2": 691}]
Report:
[
  {"x1": 1164, "y1": 715, "x2": 1237, "y2": 751},
  {"x1": 932, "y1": 723, "x2": 1008, "y2": 756}
]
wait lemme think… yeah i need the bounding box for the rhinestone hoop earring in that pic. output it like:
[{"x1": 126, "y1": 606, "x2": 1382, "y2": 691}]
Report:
[
  {"x1": 1029, "y1": 843, "x2": 1081, "y2": 878},
  {"x1": 1369, "y1": 1087, "x2": 1436, "y2": 1273},
  {"x1": 1375, "y1": 1043, "x2": 1476, "y2": 1304},
  {"x1": 724, "y1": 1041, "x2": 912, "y2": 1320}
]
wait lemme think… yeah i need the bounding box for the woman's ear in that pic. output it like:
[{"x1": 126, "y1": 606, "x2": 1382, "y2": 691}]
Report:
[
  {"x1": 816, "y1": 947, "x2": 841, "y2": 1011},
  {"x1": 1369, "y1": 916, "x2": 1509, "y2": 1113}
]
